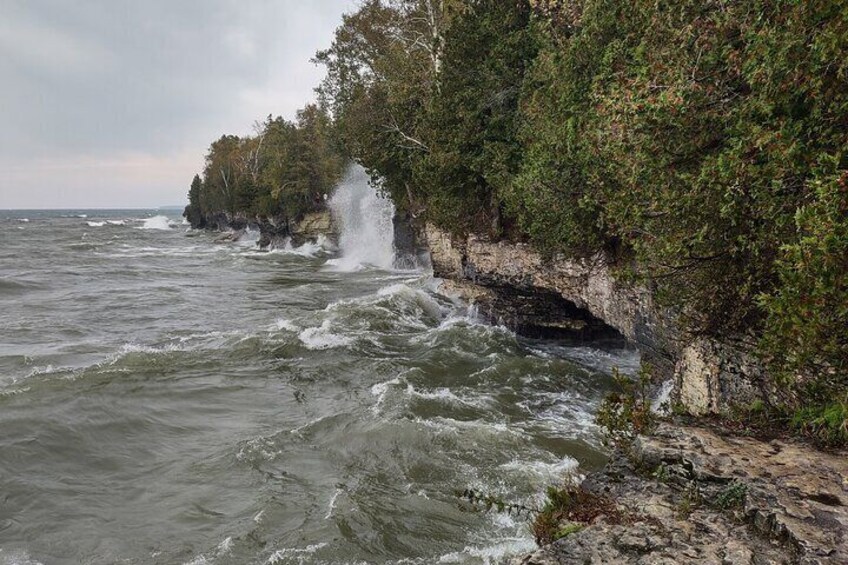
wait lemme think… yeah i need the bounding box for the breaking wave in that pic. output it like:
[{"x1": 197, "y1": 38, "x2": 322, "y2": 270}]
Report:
[{"x1": 138, "y1": 215, "x2": 175, "y2": 230}]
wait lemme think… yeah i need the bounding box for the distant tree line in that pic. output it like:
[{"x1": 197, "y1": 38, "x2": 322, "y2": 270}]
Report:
[
  {"x1": 187, "y1": 0, "x2": 847, "y2": 416},
  {"x1": 184, "y1": 104, "x2": 344, "y2": 228}
]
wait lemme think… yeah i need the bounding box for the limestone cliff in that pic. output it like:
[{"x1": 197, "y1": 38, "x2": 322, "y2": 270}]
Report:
[{"x1": 422, "y1": 224, "x2": 771, "y2": 416}]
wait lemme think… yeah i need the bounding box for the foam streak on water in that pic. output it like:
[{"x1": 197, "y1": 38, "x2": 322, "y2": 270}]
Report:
[{"x1": 0, "y1": 208, "x2": 635, "y2": 565}]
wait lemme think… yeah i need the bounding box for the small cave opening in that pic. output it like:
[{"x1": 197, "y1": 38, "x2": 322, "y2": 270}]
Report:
[{"x1": 473, "y1": 285, "x2": 627, "y2": 345}]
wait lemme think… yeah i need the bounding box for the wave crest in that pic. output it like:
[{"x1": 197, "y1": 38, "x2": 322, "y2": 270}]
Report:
[{"x1": 138, "y1": 215, "x2": 175, "y2": 230}]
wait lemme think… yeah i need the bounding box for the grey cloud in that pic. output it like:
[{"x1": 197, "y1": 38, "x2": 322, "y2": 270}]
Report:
[{"x1": 0, "y1": 0, "x2": 353, "y2": 208}]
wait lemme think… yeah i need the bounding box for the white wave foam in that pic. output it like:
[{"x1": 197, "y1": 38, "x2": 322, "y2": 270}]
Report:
[
  {"x1": 652, "y1": 379, "x2": 674, "y2": 414},
  {"x1": 370, "y1": 376, "x2": 404, "y2": 414},
  {"x1": 515, "y1": 390, "x2": 599, "y2": 441},
  {"x1": 370, "y1": 370, "x2": 495, "y2": 417},
  {"x1": 319, "y1": 282, "x2": 448, "y2": 337},
  {"x1": 323, "y1": 257, "x2": 365, "y2": 271},
  {"x1": 216, "y1": 537, "x2": 233, "y2": 556},
  {"x1": 236, "y1": 228, "x2": 260, "y2": 246},
  {"x1": 325, "y1": 488, "x2": 343, "y2": 519},
  {"x1": 283, "y1": 238, "x2": 324, "y2": 257},
  {"x1": 116, "y1": 342, "x2": 186, "y2": 357},
  {"x1": 25, "y1": 365, "x2": 59, "y2": 378},
  {"x1": 406, "y1": 383, "x2": 493, "y2": 410},
  {"x1": 138, "y1": 215, "x2": 174, "y2": 230},
  {"x1": 265, "y1": 234, "x2": 336, "y2": 258},
  {"x1": 376, "y1": 283, "x2": 410, "y2": 297},
  {"x1": 499, "y1": 457, "x2": 580, "y2": 486},
  {"x1": 274, "y1": 318, "x2": 299, "y2": 332},
  {"x1": 437, "y1": 537, "x2": 536, "y2": 564},
  {"x1": 411, "y1": 311, "x2": 513, "y2": 348},
  {"x1": 12, "y1": 336, "x2": 231, "y2": 387},
  {"x1": 0, "y1": 550, "x2": 46, "y2": 565},
  {"x1": 315, "y1": 233, "x2": 335, "y2": 250},
  {"x1": 86, "y1": 221, "x2": 106, "y2": 227},
  {"x1": 236, "y1": 436, "x2": 280, "y2": 463},
  {"x1": 16, "y1": 218, "x2": 29, "y2": 223},
  {"x1": 288, "y1": 415, "x2": 332, "y2": 438},
  {"x1": 298, "y1": 321, "x2": 353, "y2": 350},
  {"x1": 414, "y1": 416, "x2": 523, "y2": 439},
  {"x1": 0, "y1": 386, "x2": 31, "y2": 397},
  {"x1": 182, "y1": 536, "x2": 234, "y2": 565},
  {"x1": 266, "y1": 543, "x2": 328, "y2": 565},
  {"x1": 107, "y1": 220, "x2": 125, "y2": 226}
]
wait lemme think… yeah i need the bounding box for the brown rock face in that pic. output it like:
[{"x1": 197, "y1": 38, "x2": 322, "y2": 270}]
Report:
[{"x1": 290, "y1": 211, "x2": 336, "y2": 245}]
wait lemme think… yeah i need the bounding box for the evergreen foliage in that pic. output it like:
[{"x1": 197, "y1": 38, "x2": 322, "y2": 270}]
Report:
[
  {"x1": 315, "y1": 0, "x2": 848, "y2": 408},
  {"x1": 186, "y1": 0, "x2": 847, "y2": 417},
  {"x1": 184, "y1": 104, "x2": 344, "y2": 227}
]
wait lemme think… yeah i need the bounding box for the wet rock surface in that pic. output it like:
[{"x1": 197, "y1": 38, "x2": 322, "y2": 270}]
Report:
[
  {"x1": 424, "y1": 223, "x2": 672, "y2": 364},
  {"x1": 514, "y1": 423, "x2": 847, "y2": 564}
]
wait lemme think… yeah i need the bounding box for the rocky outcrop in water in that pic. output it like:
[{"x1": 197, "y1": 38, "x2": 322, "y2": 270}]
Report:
[
  {"x1": 185, "y1": 210, "x2": 338, "y2": 249},
  {"x1": 423, "y1": 224, "x2": 769, "y2": 416},
  {"x1": 187, "y1": 207, "x2": 424, "y2": 263},
  {"x1": 515, "y1": 423, "x2": 848, "y2": 565}
]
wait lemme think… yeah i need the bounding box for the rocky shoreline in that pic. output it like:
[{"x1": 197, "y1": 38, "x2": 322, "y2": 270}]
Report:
[
  {"x1": 189, "y1": 212, "x2": 846, "y2": 563},
  {"x1": 514, "y1": 422, "x2": 847, "y2": 564},
  {"x1": 420, "y1": 224, "x2": 773, "y2": 417},
  {"x1": 415, "y1": 225, "x2": 846, "y2": 564}
]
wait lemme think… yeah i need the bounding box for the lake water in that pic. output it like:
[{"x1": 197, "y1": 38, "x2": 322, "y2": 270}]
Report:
[{"x1": 0, "y1": 196, "x2": 636, "y2": 564}]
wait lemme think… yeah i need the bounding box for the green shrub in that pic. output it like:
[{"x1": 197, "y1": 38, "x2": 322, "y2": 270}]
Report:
[
  {"x1": 595, "y1": 365, "x2": 656, "y2": 448},
  {"x1": 714, "y1": 481, "x2": 748, "y2": 510},
  {"x1": 532, "y1": 485, "x2": 621, "y2": 546},
  {"x1": 791, "y1": 399, "x2": 848, "y2": 448},
  {"x1": 759, "y1": 163, "x2": 848, "y2": 400}
]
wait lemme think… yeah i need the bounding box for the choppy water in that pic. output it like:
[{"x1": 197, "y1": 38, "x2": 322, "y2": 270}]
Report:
[{"x1": 0, "y1": 206, "x2": 637, "y2": 565}]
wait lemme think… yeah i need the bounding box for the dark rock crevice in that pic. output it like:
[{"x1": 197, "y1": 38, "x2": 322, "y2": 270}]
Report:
[{"x1": 444, "y1": 279, "x2": 626, "y2": 343}]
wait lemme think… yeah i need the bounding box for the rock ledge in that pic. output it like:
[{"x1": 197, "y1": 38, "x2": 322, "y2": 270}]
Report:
[{"x1": 515, "y1": 423, "x2": 847, "y2": 564}]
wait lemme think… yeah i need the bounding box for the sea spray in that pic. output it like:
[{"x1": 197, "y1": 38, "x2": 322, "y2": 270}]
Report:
[{"x1": 328, "y1": 166, "x2": 396, "y2": 270}]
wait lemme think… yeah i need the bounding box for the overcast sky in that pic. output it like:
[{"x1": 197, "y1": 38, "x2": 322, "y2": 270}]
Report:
[{"x1": 0, "y1": 0, "x2": 355, "y2": 209}]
